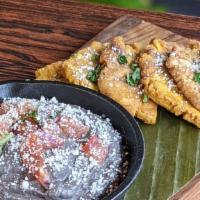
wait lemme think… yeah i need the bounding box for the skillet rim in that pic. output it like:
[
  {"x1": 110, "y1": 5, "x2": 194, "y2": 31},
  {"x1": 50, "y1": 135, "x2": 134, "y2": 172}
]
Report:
[{"x1": 0, "y1": 80, "x2": 145, "y2": 200}]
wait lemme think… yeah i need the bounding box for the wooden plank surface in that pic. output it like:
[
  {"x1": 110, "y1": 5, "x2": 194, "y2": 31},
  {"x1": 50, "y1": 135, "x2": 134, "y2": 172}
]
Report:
[
  {"x1": 0, "y1": 0, "x2": 200, "y2": 81},
  {"x1": 84, "y1": 15, "x2": 189, "y2": 45},
  {"x1": 169, "y1": 173, "x2": 200, "y2": 200},
  {"x1": 0, "y1": 1, "x2": 200, "y2": 200}
]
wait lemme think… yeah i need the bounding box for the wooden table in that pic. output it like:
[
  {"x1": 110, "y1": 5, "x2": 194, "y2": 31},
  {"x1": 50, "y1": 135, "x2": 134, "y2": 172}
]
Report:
[
  {"x1": 0, "y1": 0, "x2": 200, "y2": 81},
  {"x1": 0, "y1": 1, "x2": 200, "y2": 199}
]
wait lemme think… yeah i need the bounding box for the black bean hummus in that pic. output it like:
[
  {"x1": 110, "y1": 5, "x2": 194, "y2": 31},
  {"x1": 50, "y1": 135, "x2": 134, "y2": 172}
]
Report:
[{"x1": 0, "y1": 97, "x2": 123, "y2": 200}]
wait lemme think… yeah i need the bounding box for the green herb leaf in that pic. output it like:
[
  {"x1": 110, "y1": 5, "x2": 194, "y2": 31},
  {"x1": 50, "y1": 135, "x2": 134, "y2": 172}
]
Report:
[
  {"x1": 194, "y1": 72, "x2": 200, "y2": 84},
  {"x1": 87, "y1": 64, "x2": 102, "y2": 83},
  {"x1": 21, "y1": 110, "x2": 38, "y2": 122},
  {"x1": 87, "y1": 70, "x2": 98, "y2": 83},
  {"x1": 21, "y1": 117, "x2": 27, "y2": 122},
  {"x1": 0, "y1": 132, "x2": 13, "y2": 154},
  {"x1": 126, "y1": 74, "x2": 135, "y2": 86},
  {"x1": 118, "y1": 55, "x2": 128, "y2": 64},
  {"x1": 95, "y1": 64, "x2": 102, "y2": 74},
  {"x1": 130, "y1": 63, "x2": 138, "y2": 70},
  {"x1": 126, "y1": 67, "x2": 141, "y2": 86},
  {"x1": 28, "y1": 110, "x2": 37, "y2": 119},
  {"x1": 91, "y1": 54, "x2": 100, "y2": 63},
  {"x1": 142, "y1": 93, "x2": 148, "y2": 103}
]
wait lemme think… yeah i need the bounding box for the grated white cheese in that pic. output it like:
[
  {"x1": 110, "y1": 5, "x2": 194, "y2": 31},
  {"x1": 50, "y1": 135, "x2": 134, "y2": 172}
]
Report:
[{"x1": 0, "y1": 97, "x2": 123, "y2": 200}]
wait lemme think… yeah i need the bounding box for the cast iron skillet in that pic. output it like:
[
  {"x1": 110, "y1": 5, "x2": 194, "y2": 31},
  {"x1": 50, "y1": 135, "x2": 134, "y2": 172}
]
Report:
[{"x1": 0, "y1": 80, "x2": 144, "y2": 200}]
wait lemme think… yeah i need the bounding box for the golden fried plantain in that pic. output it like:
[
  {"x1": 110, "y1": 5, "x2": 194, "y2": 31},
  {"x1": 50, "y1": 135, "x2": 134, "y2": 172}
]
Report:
[
  {"x1": 35, "y1": 61, "x2": 65, "y2": 82},
  {"x1": 166, "y1": 40, "x2": 200, "y2": 111},
  {"x1": 62, "y1": 41, "x2": 106, "y2": 91},
  {"x1": 98, "y1": 36, "x2": 157, "y2": 124},
  {"x1": 139, "y1": 38, "x2": 200, "y2": 128}
]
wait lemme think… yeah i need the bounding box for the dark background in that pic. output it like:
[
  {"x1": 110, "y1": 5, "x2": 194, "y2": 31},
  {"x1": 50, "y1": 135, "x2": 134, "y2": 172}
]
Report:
[
  {"x1": 155, "y1": 0, "x2": 200, "y2": 16},
  {"x1": 83, "y1": 0, "x2": 200, "y2": 16}
]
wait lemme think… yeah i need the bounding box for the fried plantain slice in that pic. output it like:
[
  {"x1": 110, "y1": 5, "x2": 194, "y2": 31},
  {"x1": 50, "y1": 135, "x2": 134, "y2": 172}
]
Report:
[
  {"x1": 139, "y1": 38, "x2": 200, "y2": 128},
  {"x1": 166, "y1": 40, "x2": 200, "y2": 111},
  {"x1": 35, "y1": 61, "x2": 65, "y2": 82},
  {"x1": 98, "y1": 36, "x2": 157, "y2": 124},
  {"x1": 62, "y1": 41, "x2": 106, "y2": 91}
]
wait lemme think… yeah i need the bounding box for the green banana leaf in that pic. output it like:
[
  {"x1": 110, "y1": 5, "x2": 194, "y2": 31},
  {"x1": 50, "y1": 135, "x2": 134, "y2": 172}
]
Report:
[{"x1": 125, "y1": 108, "x2": 200, "y2": 200}]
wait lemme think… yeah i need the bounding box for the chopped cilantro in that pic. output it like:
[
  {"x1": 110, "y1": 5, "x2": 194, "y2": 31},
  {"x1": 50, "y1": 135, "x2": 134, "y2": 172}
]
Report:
[
  {"x1": 126, "y1": 67, "x2": 141, "y2": 86},
  {"x1": 126, "y1": 74, "x2": 135, "y2": 86},
  {"x1": 21, "y1": 110, "x2": 38, "y2": 122},
  {"x1": 91, "y1": 54, "x2": 100, "y2": 63},
  {"x1": 21, "y1": 117, "x2": 27, "y2": 122},
  {"x1": 118, "y1": 55, "x2": 128, "y2": 65},
  {"x1": 87, "y1": 71, "x2": 97, "y2": 83},
  {"x1": 27, "y1": 110, "x2": 37, "y2": 119},
  {"x1": 130, "y1": 63, "x2": 138, "y2": 70},
  {"x1": 142, "y1": 93, "x2": 148, "y2": 103},
  {"x1": 194, "y1": 72, "x2": 200, "y2": 84},
  {"x1": 87, "y1": 64, "x2": 102, "y2": 83},
  {"x1": 0, "y1": 132, "x2": 13, "y2": 154}
]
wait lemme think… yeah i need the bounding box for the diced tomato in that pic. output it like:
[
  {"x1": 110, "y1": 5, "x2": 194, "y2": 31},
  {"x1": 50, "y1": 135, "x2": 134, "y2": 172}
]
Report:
[
  {"x1": 35, "y1": 168, "x2": 51, "y2": 189},
  {"x1": 36, "y1": 129, "x2": 64, "y2": 149},
  {"x1": 20, "y1": 130, "x2": 64, "y2": 189},
  {"x1": 0, "y1": 121, "x2": 12, "y2": 132},
  {"x1": 20, "y1": 133, "x2": 50, "y2": 189},
  {"x1": 0, "y1": 101, "x2": 35, "y2": 116},
  {"x1": 82, "y1": 135, "x2": 108, "y2": 165},
  {"x1": 57, "y1": 116, "x2": 89, "y2": 139},
  {"x1": 42, "y1": 119, "x2": 62, "y2": 136},
  {"x1": 14, "y1": 119, "x2": 38, "y2": 135}
]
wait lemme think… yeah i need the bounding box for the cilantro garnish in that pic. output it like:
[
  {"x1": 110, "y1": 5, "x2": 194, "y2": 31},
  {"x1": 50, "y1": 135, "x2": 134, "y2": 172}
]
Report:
[
  {"x1": 194, "y1": 72, "x2": 200, "y2": 84},
  {"x1": 126, "y1": 67, "x2": 141, "y2": 86},
  {"x1": 21, "y1": 110, "x2": 38, "y2": 122},
  {"x1": 118, "y1": 55, "x2": 128, "y2": 65},
  {"x1": 87, "y1": 64, "x2": 102, "y2": 83},
  {"x1": 142, "y1": 93, "x2": 148, "y2": 103},
  {"x1": 91, "y1": 54, "x2": 100, "y2": 63}
]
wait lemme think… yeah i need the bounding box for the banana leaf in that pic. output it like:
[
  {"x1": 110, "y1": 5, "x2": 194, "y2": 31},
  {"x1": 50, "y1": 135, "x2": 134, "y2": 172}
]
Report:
[{"x1": 125, "y1": 108, "x2": 200, "y2": 200}]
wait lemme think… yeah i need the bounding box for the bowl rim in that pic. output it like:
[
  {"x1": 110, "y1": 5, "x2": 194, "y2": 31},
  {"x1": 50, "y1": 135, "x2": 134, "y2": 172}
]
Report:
[{"x1": 0, "y1": 80, "x2": 145, "y2": 200}]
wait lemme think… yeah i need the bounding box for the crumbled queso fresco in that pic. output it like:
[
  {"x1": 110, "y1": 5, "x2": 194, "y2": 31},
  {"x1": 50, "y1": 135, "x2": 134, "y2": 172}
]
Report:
[{"x1": 0, "y1": 97, "x2": 124, "y2": 200}]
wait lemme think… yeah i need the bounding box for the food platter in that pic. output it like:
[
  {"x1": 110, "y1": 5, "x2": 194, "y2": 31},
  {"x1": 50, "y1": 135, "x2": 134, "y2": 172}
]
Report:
[
  {"x1": 0, "y1": 9, "x2": 200, "y2": 199},
  {"x1": 33, "y1": 16, "x2": 200, "y2": 199}
]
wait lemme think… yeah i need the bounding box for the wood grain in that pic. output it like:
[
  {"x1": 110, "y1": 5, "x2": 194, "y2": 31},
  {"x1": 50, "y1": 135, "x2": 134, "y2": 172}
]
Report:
[
  {"x1": 0, "y1": 0, "x2": 200, "y2": 81},
  {"x1": 169, "y1": 173, "x2": 200, "y2": 200},
  {"x1": 84, "y1": 15, "x2": 189, "y2": 46},
  {"x1": 0, "y1": 1, "x2": 200, "y2": 199}
]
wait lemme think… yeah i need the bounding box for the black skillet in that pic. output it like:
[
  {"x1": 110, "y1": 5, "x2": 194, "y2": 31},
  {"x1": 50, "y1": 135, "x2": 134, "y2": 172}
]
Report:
[{"x1": 0, "y1": 80, "x2": 144, "y2": 200}]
